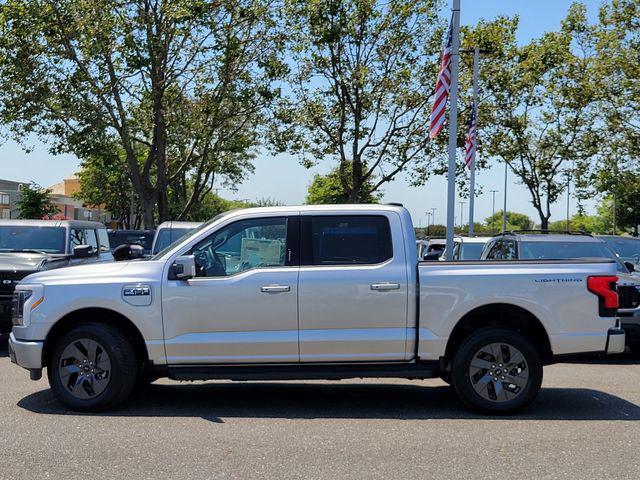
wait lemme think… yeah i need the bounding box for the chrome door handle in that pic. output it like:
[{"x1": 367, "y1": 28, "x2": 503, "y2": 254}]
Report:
[
  {"x1": 370, "y1": 283, "x2": 401, "y2": 291},
  {"x1": 260, "y1": 285, "x2": 291, "y2": 293}
]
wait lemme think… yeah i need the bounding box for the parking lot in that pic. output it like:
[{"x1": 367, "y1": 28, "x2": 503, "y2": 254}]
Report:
[{"x1": 0, "y1": 343, "x2": 638, "y2": 480}]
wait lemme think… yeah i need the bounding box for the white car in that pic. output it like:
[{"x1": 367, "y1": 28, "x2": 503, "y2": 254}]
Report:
[{"x1": 9, "y1": 205, "x2": 624, "y2": 414}]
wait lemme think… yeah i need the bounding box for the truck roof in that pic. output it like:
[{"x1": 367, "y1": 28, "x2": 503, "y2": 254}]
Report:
[
  {"x1": 0, "y1": 219, "x2": 107, "y2": 228},
  {"x1": 500, "y1": 232, "x2": 603, "y2": 243}
]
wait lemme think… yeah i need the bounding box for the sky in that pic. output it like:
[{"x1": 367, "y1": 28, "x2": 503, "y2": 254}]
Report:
[{"x1": 0, "y1": 0, "x2": 603, "y2": 227}]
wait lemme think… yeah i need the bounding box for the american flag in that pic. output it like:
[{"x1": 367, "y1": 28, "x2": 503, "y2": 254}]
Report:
[
  {"x1": 429, "y1": 15, "x2": 454, "y2": 139},
  {"x1": 464, "y1": 100, "x2": 477, "y2": 168}
]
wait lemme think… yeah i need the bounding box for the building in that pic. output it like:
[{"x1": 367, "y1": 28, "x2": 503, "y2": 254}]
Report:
[
  {"x1": 0, "y1": 175, "x2": 111, "y2": 223},
  {"x1": 0, "y1": 178, "x2": 26, "y2": 219}
]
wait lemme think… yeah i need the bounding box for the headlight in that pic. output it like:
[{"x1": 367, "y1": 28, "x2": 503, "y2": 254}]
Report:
[
  {"x1": 11, "y1": 284, "x2": 44, "y2": 327},
  {"x1": 11, "y1": 290, "x2": 32, "y2": 326}
]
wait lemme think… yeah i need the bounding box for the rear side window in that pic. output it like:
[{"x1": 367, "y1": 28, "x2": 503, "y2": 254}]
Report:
[
  {"x1": 84, "y1": 229, "x2": 98, "y2": 251},
  {"x1": 97, "y1": 229, "x2": 110, "y2": 252},
  {"x1": 306, "y1": 215, "x2": 392, "y2": 265}
]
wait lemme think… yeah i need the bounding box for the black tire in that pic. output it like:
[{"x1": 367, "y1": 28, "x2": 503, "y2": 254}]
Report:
[
  {"x1": 439, "y1": 372, "x2": 452, "y2": 385},
  {"x1": 451, "y1": 327, "x2": 543, "y2": 415},
  {"x1": 48, "y1": 323, "x2": 137, "y2": 412},
  {"x1": 627, "y1": 340, "x2": 640, "y2": 357}
]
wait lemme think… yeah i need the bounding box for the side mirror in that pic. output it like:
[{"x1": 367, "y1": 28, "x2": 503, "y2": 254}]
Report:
[
  {"x1": 73, "y1": 245, "x2": 94, "y2": 259},
  {"x1": 113, "y1": 243, "x2": 145, "y2": 261},
  {"x1": 624, "y1": 261, "x2": 636, "y2": 273},
  {"x1": 422, "y1": 251, "x2": 442, "y2": 261},
  {"x1": 170, "y1": 255, "x2": 196, "y2": 280}
]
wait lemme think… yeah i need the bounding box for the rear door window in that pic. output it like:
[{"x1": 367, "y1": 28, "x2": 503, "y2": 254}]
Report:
[{"x1": 305, "y1": 215, "x2": 392, "y2": 265}]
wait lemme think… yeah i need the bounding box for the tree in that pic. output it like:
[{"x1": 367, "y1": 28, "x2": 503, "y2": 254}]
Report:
[
  {"x1": 16, "y1": 182, "x2": 59, "y2": 219},
  {"x1": 484, "y1": 210, "x2": 533, "y2": 232},
  {"x1": 273, "y1": 0, "x2": 442, "y2": 203},
  {"x1": 593, "y1": 0, "x2": 640, "y2": 164},
  {"x1": 477, "y1": 5, "x2": 600, "y2": 229},
  {"x1": 0, "y1": 0, "x2": 283, "y2": 228},
  {"x1": 548, "y1": 197, "x2": 614, "y2": 234},
  {"x1": 75, "y1": 146, "x2": 140, "y2": 229},
  {"x1": 306, "y1": 165, "x2": 380, "y2": 204}
]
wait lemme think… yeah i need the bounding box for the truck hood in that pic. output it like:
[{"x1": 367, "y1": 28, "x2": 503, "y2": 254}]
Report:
[
  {"x1": 617, "y1": 271, "x2": 640, "y2": 286},
  {"x1": 0, "y1": 252, "x2": 50, "y2": 273},
  {"x1": 20, "y1": 259, "x2": 166, "y2": 285},
  {"x1": 22, "y1": 260, "x2": 133, "y2": 284}
]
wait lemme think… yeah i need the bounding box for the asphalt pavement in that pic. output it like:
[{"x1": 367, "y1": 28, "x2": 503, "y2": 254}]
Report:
[{"x1": 1, "y1": 342, "x2": 639, "y2": 480}]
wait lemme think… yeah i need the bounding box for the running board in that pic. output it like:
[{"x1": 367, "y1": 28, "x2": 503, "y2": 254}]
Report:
[{"x1": 167, "y1": 361, "x2": 440, "y2": 382}]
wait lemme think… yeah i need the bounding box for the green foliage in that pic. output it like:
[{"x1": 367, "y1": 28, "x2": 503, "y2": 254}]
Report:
[
  {"x1": 16, "y1": 182, "x2": 59, "y2": 219},
  {"x1": 75, "y1": 145, "x2": 139, "y2": 228},
  {"x1": 274, "y1": 0, "x2": 443, "y2": 202},
  {"x1": 484, "y1": 211, "x2": 534, "y2": 232},
  {"x1": 0, "y1": 0, "x2": 281, "y2": 227},
  {"x1": 548, "y1": 197, "x2": 614, "y2": 234},
  {"x1": 306, "y1": 165, "x2": 381, "y2": 204},
  {"x1": 469, "y1": 6, "x2": 600, "y2": 229}
]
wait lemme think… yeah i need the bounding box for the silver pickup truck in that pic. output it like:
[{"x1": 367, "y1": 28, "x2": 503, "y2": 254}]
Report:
[{"x1": 8, "y1": 205, "x2": 624, "y2": 414}]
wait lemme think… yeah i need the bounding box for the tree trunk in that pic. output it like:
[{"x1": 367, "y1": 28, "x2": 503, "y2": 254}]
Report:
[
  {"x1": 540, "y1": 216, "x2": 549, "y2": 230},
  {"x1": 139, "y1": 193, "x2": 156, "y2": 230}
]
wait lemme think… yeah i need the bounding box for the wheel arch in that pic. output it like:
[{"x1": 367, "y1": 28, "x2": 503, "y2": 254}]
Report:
[
  {"x1": 444, "y1": 303, "x2": 553, "y2": 364},
  {"x1": 42, "y1": 307, "x2": 149, "y2": 368}
]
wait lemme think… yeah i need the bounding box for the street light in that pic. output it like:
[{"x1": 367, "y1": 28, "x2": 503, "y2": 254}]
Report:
[
  {"x1": 459, "y1": 201, "x2": 466, "y2": 230},
  {"x1": 490, "y1": 190, "x2": 498, "y2": 232}
]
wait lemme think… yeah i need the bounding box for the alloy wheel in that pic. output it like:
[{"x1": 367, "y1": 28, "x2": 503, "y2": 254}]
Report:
[
  {"x1": 468, "y1": 342, "x2": 529, "y2": 403},
  {"x1": 58, "y1": 338, "x2": 112, "y2": 399}
]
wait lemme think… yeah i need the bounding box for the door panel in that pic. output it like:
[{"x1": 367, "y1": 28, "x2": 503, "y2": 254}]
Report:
[
  {"x1": 298, "y1": 214, "x2": 408, "y2": 362},
  {"x1": 162, "y1": 215, "x2": 299, "y2": 364},
  {"x1": 163, "y1": 268, "x2": 299, "y2": 363}
]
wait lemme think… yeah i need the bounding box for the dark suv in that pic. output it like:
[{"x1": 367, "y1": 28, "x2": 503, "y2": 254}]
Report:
[
  {"x1": 481, "y1": 230, "x2": 640, "y2": 353},
  {"x1": 0, "y1": 219, "x2": 113, "y2": 335}
]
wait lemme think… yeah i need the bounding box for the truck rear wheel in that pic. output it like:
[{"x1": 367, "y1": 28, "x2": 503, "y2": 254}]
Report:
[
  {"x1": 48, "y1": 323, "x2": 137, "y2": 412},
  {"x1": 451, "y1": 327, "x2": 543, "y2": 414}
]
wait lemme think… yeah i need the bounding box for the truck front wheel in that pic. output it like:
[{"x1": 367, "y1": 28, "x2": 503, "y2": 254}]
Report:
[
  {"x1": 451, "y1": 328, "x2": 543, "y2": 414},
  {"x1": 48, "y1": 323, "x2": 138, "y2": 412}
]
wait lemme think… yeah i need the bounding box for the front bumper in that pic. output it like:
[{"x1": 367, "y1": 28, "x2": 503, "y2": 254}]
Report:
[
  {"x1": 8, "y1": 332, "x2": 43, "y2": 370},
  {"x1": 605, "y1": 327, "x2": 626, "y2": 354}
]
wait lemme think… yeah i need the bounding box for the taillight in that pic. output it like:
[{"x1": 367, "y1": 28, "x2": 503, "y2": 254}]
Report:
[{"x1": 587, "y1": 275, "x2": 618, "y2": 316}]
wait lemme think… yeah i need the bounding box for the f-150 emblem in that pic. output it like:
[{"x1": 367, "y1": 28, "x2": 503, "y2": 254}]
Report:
[
  {"x1": 2, "y1": 279, "x2": 12, "y2": 285},
  {"x1": 123, "y1": 286, "x2": 150, "y2": 296}
]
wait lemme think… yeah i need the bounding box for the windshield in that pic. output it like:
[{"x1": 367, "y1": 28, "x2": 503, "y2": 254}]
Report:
[
  {"x1": 601, "y1": 237, "x2": 640, "y2": 262},
  {"x1": 458, "y1": 242, "x2": 486, "y2": 260},
  {"x1": 0, "y1": 225, "x2": 66, "y2": 254},
  {"x1": 519, "y1": 241, "x2": 627, "y2": 273}
]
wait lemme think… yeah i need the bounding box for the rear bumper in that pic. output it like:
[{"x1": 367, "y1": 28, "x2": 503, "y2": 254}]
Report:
[
  {"x1": 8, "y1": 332, "x2": 43, "y2": 370},
  {"x1": 605, "y1": 327, "x2": 626, "y2": 354}
]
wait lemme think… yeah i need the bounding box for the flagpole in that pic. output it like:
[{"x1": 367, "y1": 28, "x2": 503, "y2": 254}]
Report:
[
  {"x1": 468, "y1": 46, "x2": 479, "y2": 236},
  {"x1": 444, "y1": 0, "x2": 461, "y2": 261},
  {"x1": 502, "y1": 161, "x2": 508, "y2": 232}
]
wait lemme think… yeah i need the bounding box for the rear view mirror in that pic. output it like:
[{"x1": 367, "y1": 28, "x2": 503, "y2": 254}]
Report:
[
  {"x1": 170, "y1": 255, "x2": 196, "y2": 280},
  {"x1": 624, "y1": 261, "x2": 636, "y2": 273},
  {"x1": 422, "y1": 251, "x2": 441, "y2": 261},
  {"x1": 73, "y1": 245, "x2": 94, "y2": 258},
  {"x1": 113, "y1": 243, "x2": 145, "y2": 261}
]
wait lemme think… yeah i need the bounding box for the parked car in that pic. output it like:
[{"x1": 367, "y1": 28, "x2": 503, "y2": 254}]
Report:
[
  {"x1": 416, "y1": 237, "x2": 447, "y2": 261},
  {"x1": 598, "y1": 235, "x2": 640, "y2": 268},
  {"x1": 151, "y1": 221, "x2": 202, "y2": 255},
  {"x1": 108, "y1": 230, "x2": 155, "y2": 256},
  {"x1": 8, "y1": 205, "x2": 623, "y2": 414},
  {"x1": 480, "y1": 230, "x2": 640, "y2": 352},
  {"x1": 0, "y1": 220, "x2": 113, "y2": 335},
  {"x1": 442, "y1": 236, "x2": 491, "y2": 261}
]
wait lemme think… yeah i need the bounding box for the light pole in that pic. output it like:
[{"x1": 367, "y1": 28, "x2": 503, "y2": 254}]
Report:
[
  {"x1": 490, "y1": 190, "x2": 498, "y2": 232},
  {"x1": 425, "y1": 211, "x2": 431, "y2": 236},
  {"x1": 502, "y1": 162, "x2": 508, "y2": 232},
  {"x1": 459, "y1": 201, "x2": 466, "y2": 230},
  {"x1": 444, "y1": 0, "x2": 461, "y2": 261}
]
